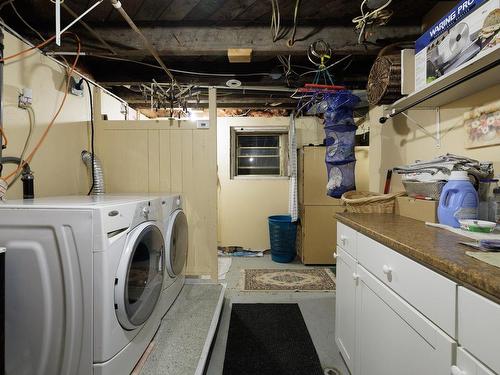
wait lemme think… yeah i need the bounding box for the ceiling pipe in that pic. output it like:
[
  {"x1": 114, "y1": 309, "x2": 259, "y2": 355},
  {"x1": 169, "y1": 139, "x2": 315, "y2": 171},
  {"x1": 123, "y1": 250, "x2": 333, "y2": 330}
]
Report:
[
  {"x1": 108, "y1": 0, "x2": 177, "y2": 85},
  {"x1": 62, "y1": 3, "x2": 117, "y2": 55}
]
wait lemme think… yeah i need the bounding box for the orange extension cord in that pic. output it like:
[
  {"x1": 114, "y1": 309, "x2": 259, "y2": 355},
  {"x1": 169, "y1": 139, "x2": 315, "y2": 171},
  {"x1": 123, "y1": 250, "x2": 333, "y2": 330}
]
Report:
[{"x1": 0, "y1": 33, "x2": 81, "y2": 182}]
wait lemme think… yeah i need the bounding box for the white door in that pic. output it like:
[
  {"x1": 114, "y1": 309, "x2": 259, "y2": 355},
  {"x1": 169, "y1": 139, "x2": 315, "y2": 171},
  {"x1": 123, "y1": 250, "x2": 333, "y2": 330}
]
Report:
[
  {"x1": 355, "y1": 265, "x2": 455, "y2": 375},
  {"x1": 335, "y1": 247, "x2": 357, "y2": 373}
]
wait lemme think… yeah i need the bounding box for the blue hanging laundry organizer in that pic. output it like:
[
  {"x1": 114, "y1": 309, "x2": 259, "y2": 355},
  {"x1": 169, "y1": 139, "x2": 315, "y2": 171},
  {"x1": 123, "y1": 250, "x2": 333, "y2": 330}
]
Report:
[{"x1": 323, "y1": 91, "x2": 360, "y2": 198}]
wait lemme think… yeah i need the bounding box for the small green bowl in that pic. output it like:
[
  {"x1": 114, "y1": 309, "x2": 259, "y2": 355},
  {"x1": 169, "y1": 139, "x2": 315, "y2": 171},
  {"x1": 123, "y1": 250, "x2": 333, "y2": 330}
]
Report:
[{"x1": 459, "y1": 220, "x2": 497, "y2": 233}]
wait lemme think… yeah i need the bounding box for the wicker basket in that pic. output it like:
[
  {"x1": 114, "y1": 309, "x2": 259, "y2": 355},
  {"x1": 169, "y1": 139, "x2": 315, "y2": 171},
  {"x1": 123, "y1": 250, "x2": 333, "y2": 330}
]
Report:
[{"x1": 341, "y1": 191, "x2": 405, "y2": 214}]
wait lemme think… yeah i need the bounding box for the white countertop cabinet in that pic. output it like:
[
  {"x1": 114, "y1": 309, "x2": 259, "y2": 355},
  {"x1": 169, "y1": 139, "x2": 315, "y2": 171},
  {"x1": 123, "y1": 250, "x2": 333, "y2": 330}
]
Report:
[{"x1": 335, "y1": 222, "x2": 499, "y2": 375}]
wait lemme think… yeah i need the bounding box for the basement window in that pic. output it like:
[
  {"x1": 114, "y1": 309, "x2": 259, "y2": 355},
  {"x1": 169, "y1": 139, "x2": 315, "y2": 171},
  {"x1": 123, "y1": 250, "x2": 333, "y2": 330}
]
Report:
[{"x1": 231, "y1": 127, "x2": 288, "y2": 178}]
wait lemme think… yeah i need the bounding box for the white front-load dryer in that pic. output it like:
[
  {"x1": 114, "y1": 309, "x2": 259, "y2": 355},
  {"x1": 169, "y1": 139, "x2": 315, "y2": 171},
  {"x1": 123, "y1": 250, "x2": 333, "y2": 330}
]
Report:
[
  {"x1": 159, "y1": 194, "x2": 188, "y2": 318},
  {"x1": 0, "y1": 195, "x2": 165, "y2": 375}
]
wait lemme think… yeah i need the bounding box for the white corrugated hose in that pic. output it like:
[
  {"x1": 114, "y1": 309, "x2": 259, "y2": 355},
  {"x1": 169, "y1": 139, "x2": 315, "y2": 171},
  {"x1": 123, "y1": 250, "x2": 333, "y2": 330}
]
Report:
[
  {"x1": 288, "y1": 113, "x2": 298, "y2": 222},
  {"x1": 0, "y1": 178, "x2": 7, "y2": 201}
]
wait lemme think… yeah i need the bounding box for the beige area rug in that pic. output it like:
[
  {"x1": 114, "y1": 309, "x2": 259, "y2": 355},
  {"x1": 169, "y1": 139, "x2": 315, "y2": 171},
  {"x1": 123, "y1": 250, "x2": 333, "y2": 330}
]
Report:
[{"x1": 242, "y1": 268, "x2": 336, "y2": 292}]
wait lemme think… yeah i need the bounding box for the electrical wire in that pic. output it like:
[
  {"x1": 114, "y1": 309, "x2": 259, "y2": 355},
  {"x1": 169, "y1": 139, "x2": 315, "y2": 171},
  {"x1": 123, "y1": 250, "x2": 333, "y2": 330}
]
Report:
[
  {"x1": 9, "y1": 1, "x2": 46, "y2": 41},
  {"x1": 66, "y1": 53, "x2": 272, "y2": 78},
  {"x1": 0, "y1": 0, "x2": 12, "y2": 11},
  {"x1": 287, "y1": 0, "x2": 301, "y2": 47},
  {"x1": 270, "y1": 0, "x2": 280, "y2": 42},
  {"x1": 352, "y1": 0, "x2": 393, "y2": 44},
  {"x1": 8, "y1": 105, "x2": 35, "y2": 187},
  {"x1": 1, "y1": 32, "x2": 81, "y2": 182},
  {"x1": 84, "y1": 79, "x2": 95, "y2": 195},
  {"x1": 0, "y1": 34, "x2": 56, "y2": 63},
  {"x1": 0, "y1": 128, "x2": 7, "y2": 148},
  {"x1": 299, "y1": 55, "x2": 352, "y2": 76}
]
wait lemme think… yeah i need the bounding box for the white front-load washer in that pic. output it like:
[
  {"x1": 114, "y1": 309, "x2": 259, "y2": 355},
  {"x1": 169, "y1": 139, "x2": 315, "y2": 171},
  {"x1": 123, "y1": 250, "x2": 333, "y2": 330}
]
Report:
[
  {"x1": 0, "y1": 195, "x2": 165, "y2": 375},
  {"x1": 158, "y1": 194, "x2": 188, "y2": 318}
]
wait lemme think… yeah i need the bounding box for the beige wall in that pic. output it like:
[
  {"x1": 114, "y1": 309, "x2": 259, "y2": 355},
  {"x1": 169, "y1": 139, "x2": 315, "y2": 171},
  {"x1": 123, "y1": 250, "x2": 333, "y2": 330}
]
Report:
[
  {"x1": 1, "y1": 31, "x2": 136, "y2": 199},
  {"x1": 2, "y1": 31, "x2": 90, "y2": 199},
  {"x1": 369, "y1": 84, "x2": 500, "y2": 193},
  {"x1": 94, "y1": 92, "x2": 218, "y2": 279},
  {"x1": 217, "y1": 116, "x2": 324, "y2": 250}
]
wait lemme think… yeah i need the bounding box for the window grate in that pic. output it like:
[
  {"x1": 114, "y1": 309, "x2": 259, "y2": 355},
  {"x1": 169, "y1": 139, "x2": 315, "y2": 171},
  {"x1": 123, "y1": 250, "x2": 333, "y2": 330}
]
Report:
[{"x1": 232, "y1": 131, "x2": 288, "y2": 178}]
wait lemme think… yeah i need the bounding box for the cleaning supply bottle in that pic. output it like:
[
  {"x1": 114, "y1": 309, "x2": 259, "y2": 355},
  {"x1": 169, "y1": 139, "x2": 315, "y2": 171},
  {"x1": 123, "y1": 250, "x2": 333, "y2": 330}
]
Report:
[
  {"x1": 438, "y1": 171, "x2": 479, "y2": 228},
  {"x1": 489, "y1": 185, "x2": 500, "y2": 225}
]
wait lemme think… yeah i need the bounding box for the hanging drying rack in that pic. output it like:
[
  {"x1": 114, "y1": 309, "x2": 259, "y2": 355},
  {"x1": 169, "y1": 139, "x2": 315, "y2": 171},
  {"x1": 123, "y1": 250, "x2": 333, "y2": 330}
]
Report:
[{"x1": 297, "y1": 83, "x2": 346, "y2": 93}]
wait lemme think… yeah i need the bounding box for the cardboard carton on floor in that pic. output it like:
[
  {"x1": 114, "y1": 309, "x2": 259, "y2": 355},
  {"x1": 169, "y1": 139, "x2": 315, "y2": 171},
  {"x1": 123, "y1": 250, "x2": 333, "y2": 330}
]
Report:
[{"x1": 395, "y1": 196, "x2": 439, "y2": 223}]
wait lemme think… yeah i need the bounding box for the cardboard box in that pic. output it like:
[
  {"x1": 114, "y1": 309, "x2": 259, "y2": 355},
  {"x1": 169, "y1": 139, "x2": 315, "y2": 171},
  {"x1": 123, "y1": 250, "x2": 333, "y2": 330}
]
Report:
[
  {"x1": 395, "y1": 196, "x2": 439, "y2": 223},
  {"x1": 297, "y1": 205, "x2": 346, "y2": 265},
  {"x1": 415, "y1": 0, "x2": 500, "y2": 91}
]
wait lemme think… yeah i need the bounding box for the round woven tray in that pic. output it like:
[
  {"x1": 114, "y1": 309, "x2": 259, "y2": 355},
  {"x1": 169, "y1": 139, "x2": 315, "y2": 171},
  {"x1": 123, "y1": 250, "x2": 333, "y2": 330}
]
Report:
[{"x1": 341, "y1": 191, "x2": 405, "y2": 214}]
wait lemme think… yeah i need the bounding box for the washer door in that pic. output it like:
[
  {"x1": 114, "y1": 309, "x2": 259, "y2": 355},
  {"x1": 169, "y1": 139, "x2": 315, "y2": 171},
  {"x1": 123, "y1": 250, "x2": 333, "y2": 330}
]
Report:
[
  {"x1": 115, "y1": 222, "x2": 164, "y2": 330},
  {"x1": 165, "y1": 209, "x2": 188, "y2": 277}
]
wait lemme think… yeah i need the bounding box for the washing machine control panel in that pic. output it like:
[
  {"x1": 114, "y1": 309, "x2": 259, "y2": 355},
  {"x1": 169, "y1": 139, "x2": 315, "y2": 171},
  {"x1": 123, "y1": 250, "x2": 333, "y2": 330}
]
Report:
[{"x1": 130, "y1": 199, "x2": 162, "y2": 228}]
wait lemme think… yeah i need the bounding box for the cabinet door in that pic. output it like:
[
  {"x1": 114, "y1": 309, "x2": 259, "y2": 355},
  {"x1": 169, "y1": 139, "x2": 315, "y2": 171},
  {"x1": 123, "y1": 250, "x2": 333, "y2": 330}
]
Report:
[
  {"x1": 452, "y1": 347, "x2": 496, "y2": 375},
  {"x1": 458, "y1": 287, "x2": 500, "y2": 374},
  {"x1": 355, "y1": 265, "x2": 455, "y2": 375},
  {"x1": 334, "y1": 247, "x2": 357, "y2": 373}
]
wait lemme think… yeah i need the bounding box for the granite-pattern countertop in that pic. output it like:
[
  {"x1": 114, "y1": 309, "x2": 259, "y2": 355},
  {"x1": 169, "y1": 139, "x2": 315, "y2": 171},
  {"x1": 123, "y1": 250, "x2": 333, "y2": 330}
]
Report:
[{"x1": 336, "y1": 213, "x2": 500, "y2": 303}]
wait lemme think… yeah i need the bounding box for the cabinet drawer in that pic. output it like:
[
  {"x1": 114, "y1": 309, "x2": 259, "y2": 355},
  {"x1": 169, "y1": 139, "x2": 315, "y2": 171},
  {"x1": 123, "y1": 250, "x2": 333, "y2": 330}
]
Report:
[
  {"x1": 336, "y1": 222, "x2": 357, "y2": 257},
  {"x1": 458, "y1": 287, "x2": 500, "y2": 374},
  {"x1": 357, "y1": 233, "x2": 456, "y2": 338},
  {"x1": 453, "y1": 347, "x2": 496, "y2": 375}
]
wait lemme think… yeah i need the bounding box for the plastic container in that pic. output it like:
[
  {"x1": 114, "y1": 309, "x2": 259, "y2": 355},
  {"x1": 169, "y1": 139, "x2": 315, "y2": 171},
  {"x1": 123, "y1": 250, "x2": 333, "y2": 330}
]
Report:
[
  {"x1": 489, "y1": 186, "x2": 500, "y2": 225},
  {"x1": 268, "y1": 215, "x2": 297, "y2": 263},
  {"x1": 479, "y1": 179, "x2": 498, "y2": 220},
  {"x1": 438, "y1": 171, "x2": 479, "y2": 228}
]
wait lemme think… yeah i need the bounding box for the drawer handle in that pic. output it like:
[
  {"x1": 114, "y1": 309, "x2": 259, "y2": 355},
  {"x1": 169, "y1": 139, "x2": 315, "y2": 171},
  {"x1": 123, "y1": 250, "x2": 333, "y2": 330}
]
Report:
[
  {"x1": 352, "y1": 273, "x2": 359, "y2": 281},
  {"x1": 451, "y1": 366, "x2": 466, "y2": 375},
  {"x1": 382, "y1": 265, "x2": 392, "y2": 275},
  {"x1": 333, "y1": 252, "x2": 338, "y2": 259},
  {"x1": 340, "y1": 235, "x2": 348, "y2": 246}
]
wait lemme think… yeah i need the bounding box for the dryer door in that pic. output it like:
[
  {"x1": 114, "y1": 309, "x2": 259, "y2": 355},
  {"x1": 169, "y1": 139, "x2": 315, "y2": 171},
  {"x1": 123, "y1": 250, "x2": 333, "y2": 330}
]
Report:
[
  {"x1": 115, "y1": 222, "x2": 164, "y2": 330},
  {"x1": 165, "y1": 209, "x2": 188, "y2": 277}
]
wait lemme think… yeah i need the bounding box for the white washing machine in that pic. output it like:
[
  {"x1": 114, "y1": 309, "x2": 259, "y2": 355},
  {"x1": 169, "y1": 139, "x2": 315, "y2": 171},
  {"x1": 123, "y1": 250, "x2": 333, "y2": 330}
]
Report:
[
  {"x1": 158, "y1": 194, "x2": 188, "y2": 318},
  {"x1": 0, "y1": 195, "x2": 166, "y2": 375}
]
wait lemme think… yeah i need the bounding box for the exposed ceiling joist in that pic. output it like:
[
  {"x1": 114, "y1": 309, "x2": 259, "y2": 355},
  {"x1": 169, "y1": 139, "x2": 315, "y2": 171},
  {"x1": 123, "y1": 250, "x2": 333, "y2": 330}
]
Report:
[{"x1": 78, "y1": 25, "x2": 421, "y2": 57}]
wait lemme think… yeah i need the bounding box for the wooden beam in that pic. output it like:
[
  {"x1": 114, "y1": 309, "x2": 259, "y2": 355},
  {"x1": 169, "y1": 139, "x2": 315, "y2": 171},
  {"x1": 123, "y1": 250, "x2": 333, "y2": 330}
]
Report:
[{"x1": 82, "y1": 25, "x2": 421, "y2": 56}]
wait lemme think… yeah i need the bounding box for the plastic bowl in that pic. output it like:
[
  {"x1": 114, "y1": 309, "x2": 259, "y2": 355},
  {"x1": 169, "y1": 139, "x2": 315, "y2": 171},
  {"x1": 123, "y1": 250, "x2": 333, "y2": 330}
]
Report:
[{"x1": 459, "y1": 220, "x2": 497, "y2": 233}]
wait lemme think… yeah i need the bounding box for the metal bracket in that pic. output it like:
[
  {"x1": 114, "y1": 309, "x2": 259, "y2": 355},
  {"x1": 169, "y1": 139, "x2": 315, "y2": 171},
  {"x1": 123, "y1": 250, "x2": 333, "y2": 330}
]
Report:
[
  {"x1": 55, "y1": 0, "x2": 103, "y2": 46},
  {"x1": 400, "y1": 107, "x2": 441, "y2": 148}
]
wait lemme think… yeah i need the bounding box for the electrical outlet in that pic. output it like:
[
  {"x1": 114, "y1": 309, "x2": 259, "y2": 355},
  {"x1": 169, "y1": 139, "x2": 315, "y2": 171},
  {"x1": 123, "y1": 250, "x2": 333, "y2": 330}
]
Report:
[
  {"x1": 197, "y1": 120, "x2": 210, "y2": 129},
  {"x1": 18, "y1": 88, "x2": 33, "y2": 108},
  {"x1": 70, "y1": 76, "x2": 84, "y2": 97}
]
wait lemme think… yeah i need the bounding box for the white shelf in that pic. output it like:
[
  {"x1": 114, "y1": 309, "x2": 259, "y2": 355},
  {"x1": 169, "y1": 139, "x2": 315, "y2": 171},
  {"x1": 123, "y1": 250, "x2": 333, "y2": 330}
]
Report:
[{"x1": 387, "y1": 46, "x2": 500, "y2": 113}]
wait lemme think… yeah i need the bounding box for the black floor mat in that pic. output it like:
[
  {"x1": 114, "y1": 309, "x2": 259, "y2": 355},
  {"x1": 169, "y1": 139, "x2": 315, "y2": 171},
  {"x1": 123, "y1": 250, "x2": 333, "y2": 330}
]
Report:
[{"x1": 222, "y1": 303, "x2": 323, "y2": 375}]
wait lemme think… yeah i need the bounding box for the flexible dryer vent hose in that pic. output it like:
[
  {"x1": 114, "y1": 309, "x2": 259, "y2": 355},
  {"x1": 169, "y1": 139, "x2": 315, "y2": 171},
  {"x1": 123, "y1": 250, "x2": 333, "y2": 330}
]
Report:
[{"x1": 81, "y1": 150, "x2": 105, "y2": 195}]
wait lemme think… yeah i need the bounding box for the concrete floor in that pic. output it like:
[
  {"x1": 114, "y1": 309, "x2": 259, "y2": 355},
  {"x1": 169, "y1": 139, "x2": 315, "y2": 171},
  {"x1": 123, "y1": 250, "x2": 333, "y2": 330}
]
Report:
[{"x1": 206, "y1": 255, "x2": 349, "y2": 375}]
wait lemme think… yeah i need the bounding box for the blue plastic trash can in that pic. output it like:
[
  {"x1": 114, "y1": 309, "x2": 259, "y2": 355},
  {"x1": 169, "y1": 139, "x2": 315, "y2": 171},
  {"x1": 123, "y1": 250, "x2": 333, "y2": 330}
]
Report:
[{"x1": 268, "y1": 215, "x2": 297, "y2": 263}]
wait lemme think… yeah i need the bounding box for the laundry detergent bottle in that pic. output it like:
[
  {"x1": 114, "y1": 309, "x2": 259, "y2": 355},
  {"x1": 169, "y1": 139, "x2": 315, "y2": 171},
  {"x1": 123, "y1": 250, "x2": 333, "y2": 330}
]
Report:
[{"x1": 438, "y1": 171, "x2": 479, "y2": 228}]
